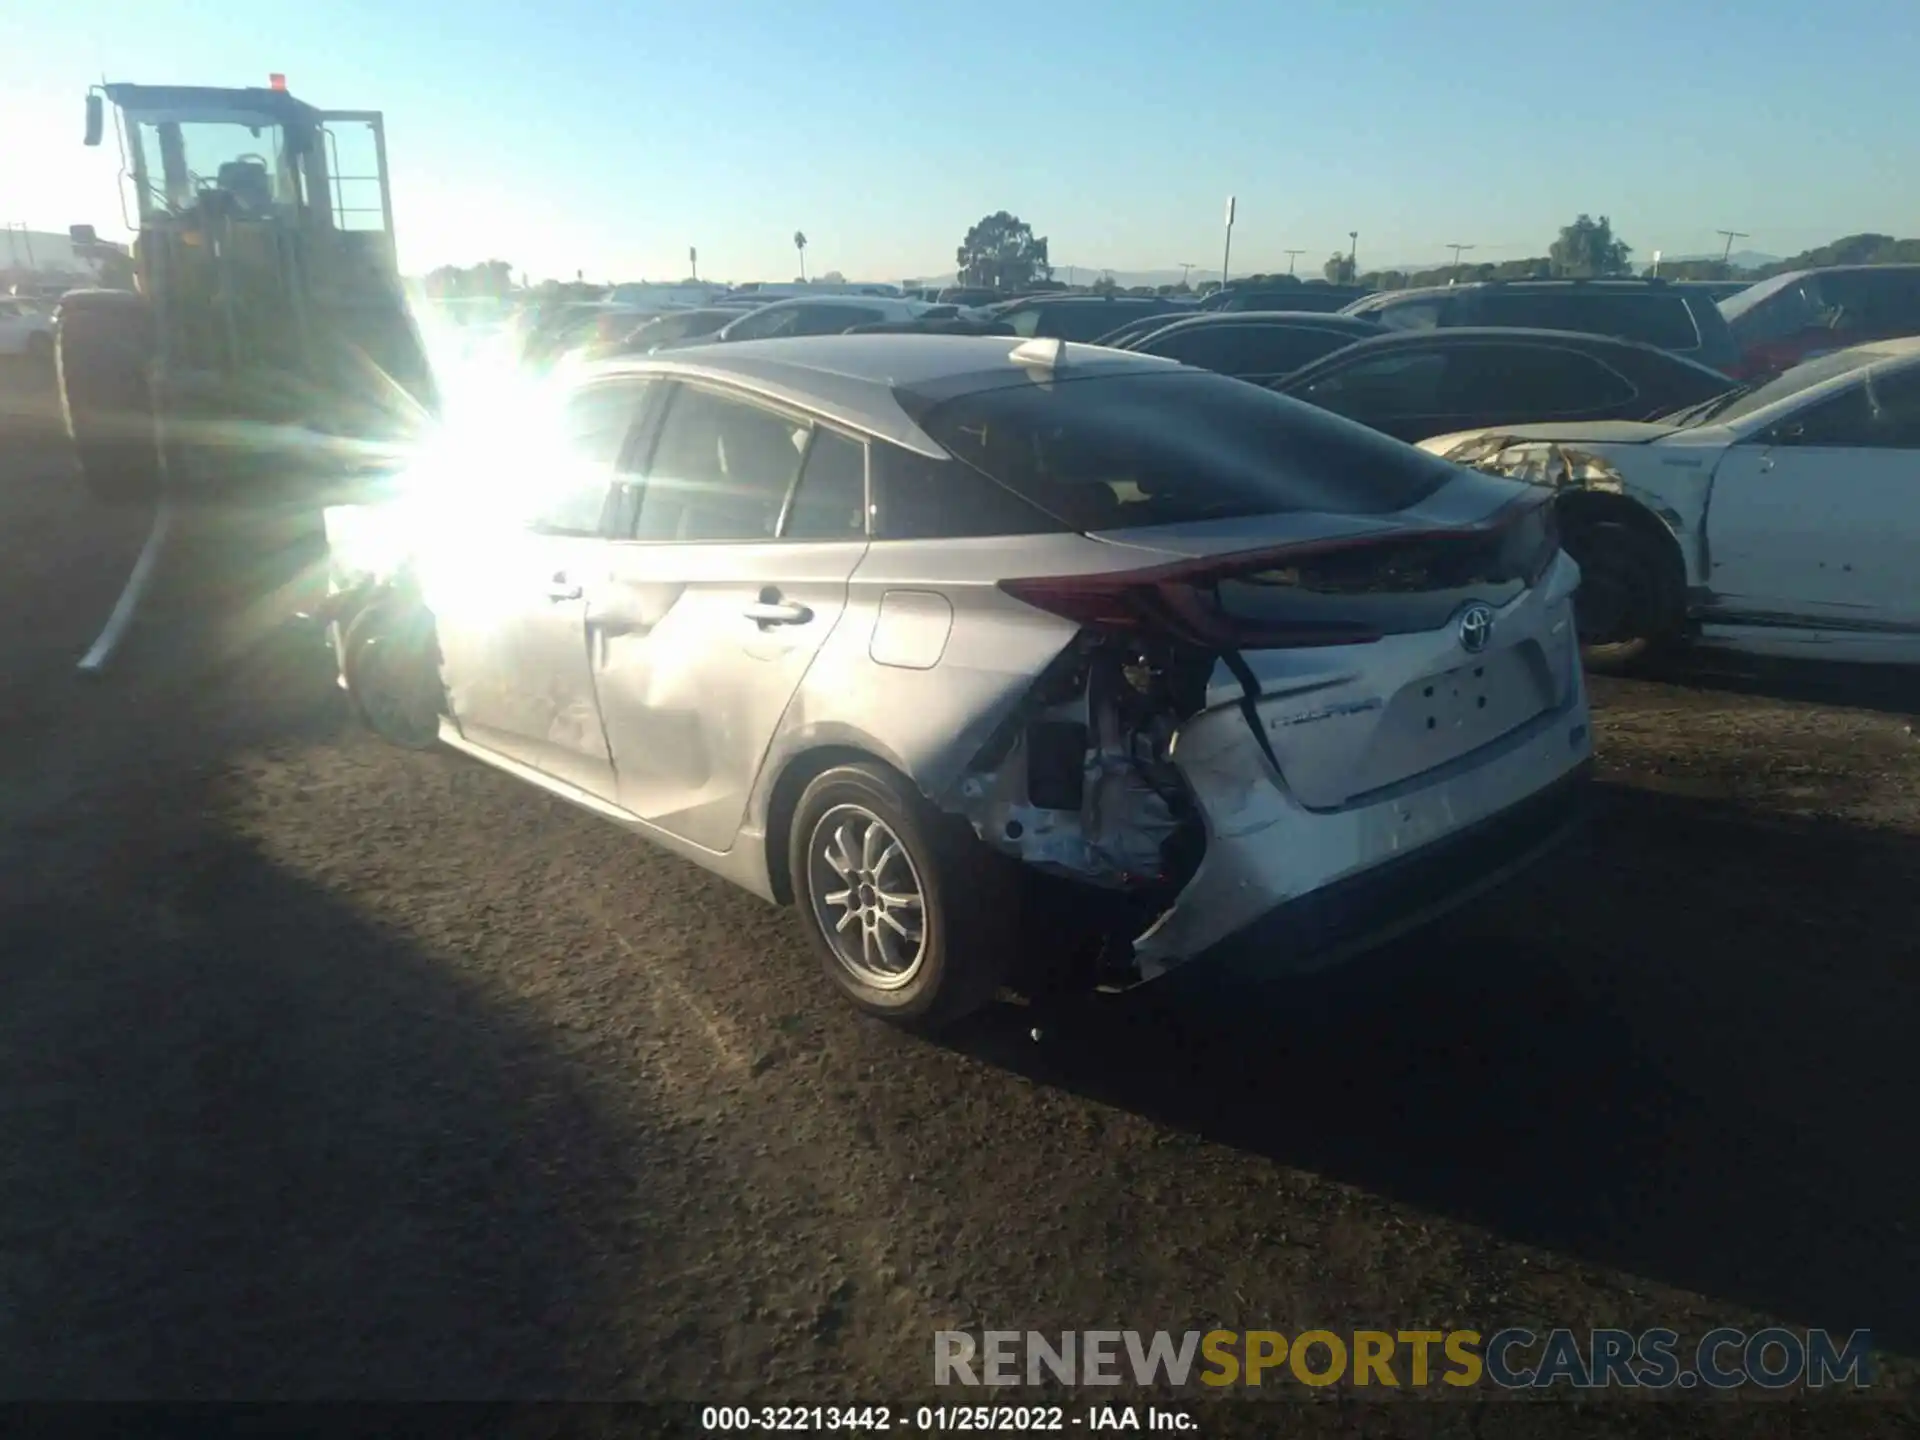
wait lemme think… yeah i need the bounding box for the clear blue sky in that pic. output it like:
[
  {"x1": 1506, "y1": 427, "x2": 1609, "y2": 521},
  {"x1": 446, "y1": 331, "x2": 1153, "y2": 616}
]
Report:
[{"x1": 3, "y1": 0, "x2": 1915, "y2": 284}]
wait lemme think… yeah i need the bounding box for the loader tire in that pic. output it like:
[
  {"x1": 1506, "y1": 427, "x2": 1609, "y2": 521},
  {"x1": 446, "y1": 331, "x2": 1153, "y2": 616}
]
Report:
[{"x1": 55, "y1": 289, "x2": 161, "y2": 508}]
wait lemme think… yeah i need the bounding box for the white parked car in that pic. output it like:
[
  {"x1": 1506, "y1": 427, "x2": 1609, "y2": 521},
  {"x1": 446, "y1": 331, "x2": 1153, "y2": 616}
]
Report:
[
  {"x1": 1423, "y1": 337, "x2": 1920, "y2": 667},
  {"x1": 0, "y1": 298, "x2": 54, "y2": 360}
]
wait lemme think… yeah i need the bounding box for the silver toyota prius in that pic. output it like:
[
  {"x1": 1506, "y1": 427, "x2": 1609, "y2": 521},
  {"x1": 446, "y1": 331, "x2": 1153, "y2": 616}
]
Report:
[{"x1": 322, "y1": 334, "x2": 1593, "y2": 1027}]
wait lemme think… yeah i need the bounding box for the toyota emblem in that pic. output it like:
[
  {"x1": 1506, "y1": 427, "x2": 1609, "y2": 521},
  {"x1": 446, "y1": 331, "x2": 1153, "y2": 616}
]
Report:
[{"x1": 1457, "y1": 603, "x2": 1495, "y2": 654}]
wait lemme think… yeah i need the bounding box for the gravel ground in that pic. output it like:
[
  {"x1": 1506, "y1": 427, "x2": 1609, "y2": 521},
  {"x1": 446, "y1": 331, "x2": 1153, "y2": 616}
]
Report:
[{"x1": 2, "y1": 378, "x2": 1916, "y2": 1432}]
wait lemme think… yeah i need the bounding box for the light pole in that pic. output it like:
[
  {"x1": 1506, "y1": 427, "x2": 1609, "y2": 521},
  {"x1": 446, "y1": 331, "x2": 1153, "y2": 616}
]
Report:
[
  {"x1": 1284, "y1": 248, "x2": 1305, "y2": 275},
  {"x1": 688, "y1": 246, "x2": 698, "y2": 282},
  {"x1": 1447, "y1": 242, "x2": 1475, "y2": 280},
  {"x1": 1347, "y1": 231, "x2": 1358, "y2": 281},
  {"x1": 1178, "y1": 262, "x2": 1195, "y2": 289},
  {"x1": 1222, "y1": 195, "x2": 1236, "y2": 290},
  {"x1": 1716, "y1": 228, "x2": 1749, "y2": 271}
]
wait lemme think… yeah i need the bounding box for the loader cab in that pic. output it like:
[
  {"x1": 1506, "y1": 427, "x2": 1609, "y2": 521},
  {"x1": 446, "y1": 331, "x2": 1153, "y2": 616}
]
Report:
[
  {"x1": 77, "y1": 80, "x2": 437, "y2": 469},
  {"x1": 95, "y1": 83, "x2": 395, "y2": 260}
]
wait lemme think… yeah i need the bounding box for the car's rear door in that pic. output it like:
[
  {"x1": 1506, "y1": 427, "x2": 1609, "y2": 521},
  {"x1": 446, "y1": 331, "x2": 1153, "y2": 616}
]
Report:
[
  {"x1": 423, "y1": 374, "x2": 661, "y2": 796},
  {"x1": 589, "y1": 383, "x2": 870, "y2": 851},
  {"x1": 1278, "y1": 344, "x2": 1459, "y2": 442},
  {"x1": 1430, "y1": 340, "x2": 1642, "y2": 428},
  {"x1": 1706, "y1": 366, "x2": 1920, "y2": 641}
]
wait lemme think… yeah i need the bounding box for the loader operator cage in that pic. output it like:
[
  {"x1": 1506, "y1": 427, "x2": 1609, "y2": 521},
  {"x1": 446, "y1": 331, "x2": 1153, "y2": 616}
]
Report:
[{"x1": 108, "y1": 84, "x2": 394, "y2": 240}]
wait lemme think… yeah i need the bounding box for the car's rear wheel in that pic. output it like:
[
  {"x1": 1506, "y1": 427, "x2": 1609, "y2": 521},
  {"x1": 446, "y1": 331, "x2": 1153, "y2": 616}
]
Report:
[
  {"x1": 342, "y1": 598, "x2": 444, "y2": 750},
  {"x1": 1564, "y1": 519, "x2": 1682, "y2": 673},
  {"x1": 789, "y1": 762, "x2": 1015, "y2": 1029}
]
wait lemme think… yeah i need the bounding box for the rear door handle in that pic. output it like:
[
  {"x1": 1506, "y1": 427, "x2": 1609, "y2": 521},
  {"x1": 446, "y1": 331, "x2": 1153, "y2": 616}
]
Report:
[
  {"x1": 743, "y1": 600, "x2": 812, "y2": 626},
  {"x1": 546, "y1": 571, "x2": 583, "y2": 602}
]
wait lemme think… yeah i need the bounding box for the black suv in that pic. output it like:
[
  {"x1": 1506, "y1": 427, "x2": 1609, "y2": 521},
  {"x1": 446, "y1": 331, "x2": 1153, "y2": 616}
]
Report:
[{"x1": 1342, "y1": 279, "x2": 1741, "y2": 373}]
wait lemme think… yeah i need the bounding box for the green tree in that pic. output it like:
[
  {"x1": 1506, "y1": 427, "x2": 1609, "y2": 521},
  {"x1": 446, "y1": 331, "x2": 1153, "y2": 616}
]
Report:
[
  {"x1": 1751, "y1": 232, "x2": 1920, "y2": 278},
  {"x1": 1090, "y1": 271, "x2": 1120, "y2": 294},
  {"x1": 955, "y1": 211, "x2": 1052, "y2": 291},
  {"x1": 1323, "y1": 252, "x2": 1356, "y2": 284},
  {"x1": 1550, "y1": 215, "x2": 1632, "y2": 277}
]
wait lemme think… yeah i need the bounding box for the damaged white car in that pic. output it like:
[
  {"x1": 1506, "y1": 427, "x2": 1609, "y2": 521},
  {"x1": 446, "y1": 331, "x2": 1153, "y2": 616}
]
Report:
[
  {"x1": 1424, "y1": 337, "x2": 1920, "y2": 669},
  {"x1": 320, "y1": 334, "x2": 1593, "y2": 1027}
]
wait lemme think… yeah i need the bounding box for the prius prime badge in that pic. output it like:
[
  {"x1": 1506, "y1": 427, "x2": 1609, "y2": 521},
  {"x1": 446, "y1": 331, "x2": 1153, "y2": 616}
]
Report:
[{"x1": 1457, "y1": 603, "x2": 1495, "y2": 655}]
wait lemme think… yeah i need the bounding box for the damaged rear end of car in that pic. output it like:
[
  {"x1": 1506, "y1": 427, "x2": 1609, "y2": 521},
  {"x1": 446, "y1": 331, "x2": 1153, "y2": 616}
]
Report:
[{"x1": 900, "y1": 361, "x2": 1594, "y2": 988}]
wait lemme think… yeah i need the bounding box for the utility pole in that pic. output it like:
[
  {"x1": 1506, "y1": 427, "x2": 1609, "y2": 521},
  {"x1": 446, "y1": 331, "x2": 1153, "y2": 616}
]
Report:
[
  {"x1": 1222, "y1": 196, "x2": 1237, "y2": 290},
  {"x1": 1347, "y1": 230, "x2": 1359, "y2": 281},
  {"x1": 1716, "y1": 229, "x2": 1749, "y2": 268},
  {"x1": 1178, "y1": 262, "x2": 1195, "y2": 288},
  {"x1": 1447, "y1": 242, "x2": 1475, "y2": 279},
  {"x1": 689, "y1": 246, "x2": 698, "y2": 282},
  {"x1": 1284, "y1": 249, "x2": 1305, "y2": 275}
]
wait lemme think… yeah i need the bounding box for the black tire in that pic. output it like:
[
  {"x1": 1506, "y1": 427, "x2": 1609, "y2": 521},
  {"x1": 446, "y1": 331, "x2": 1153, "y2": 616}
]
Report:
[
  {"x1": 55, "y1": 290, "x2": 161, "y2": 507},
  {"x1": 1563, "y1": 519, "x2": 1683, "y2": 673},
  {"x1": 788, "y1": 762, "x2": 1017, "y2": 1029},
  {"x1": 341, "y1": 598, "x2": 444, "y2": 750}
]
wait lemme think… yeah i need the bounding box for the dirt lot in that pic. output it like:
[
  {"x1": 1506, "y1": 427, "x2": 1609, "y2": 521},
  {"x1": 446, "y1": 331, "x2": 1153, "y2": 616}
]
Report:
[{"x1": 2, "y1": 365, "x2": 1917, "y2": 1432}]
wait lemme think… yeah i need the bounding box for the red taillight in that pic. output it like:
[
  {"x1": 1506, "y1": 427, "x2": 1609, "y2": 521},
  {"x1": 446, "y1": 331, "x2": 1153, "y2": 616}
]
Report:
[{"x1": 997, "y1": 493, "x2": 1555, "y2": 650}]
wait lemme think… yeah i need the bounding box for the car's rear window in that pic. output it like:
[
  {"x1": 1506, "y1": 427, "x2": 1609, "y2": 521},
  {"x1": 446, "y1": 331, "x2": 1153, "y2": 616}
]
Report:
[
  {"x1": 1475, "y1": 290, "x2": 1701, "y2": 351},
  {"x1": 914, "y1": 370, "x2": 1460, "y2": 532}
]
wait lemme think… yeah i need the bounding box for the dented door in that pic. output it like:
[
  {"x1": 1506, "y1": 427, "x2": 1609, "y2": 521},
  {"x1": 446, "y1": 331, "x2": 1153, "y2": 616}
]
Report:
[
  {"x1": 589, "y1": 388, "x2": 871, "y2": 853},
  {"x1": 590, "y1": 537, "x2": 865, "y2": 851},
  {"x1": 423, "y1": 528, "x2": 617, "y2": 797},
  {"x1": 1707, "y1": 369, "x2": 1920, "y2": 634}
]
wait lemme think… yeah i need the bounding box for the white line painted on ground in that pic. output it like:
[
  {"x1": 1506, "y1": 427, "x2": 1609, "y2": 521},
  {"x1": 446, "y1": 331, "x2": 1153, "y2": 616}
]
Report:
[
  {"x1": 77, "y1": 498, "x2": 173, "y2": 676},
  {"x1": 600, "y1": 917, "x2": 752, "y2": 1076}
]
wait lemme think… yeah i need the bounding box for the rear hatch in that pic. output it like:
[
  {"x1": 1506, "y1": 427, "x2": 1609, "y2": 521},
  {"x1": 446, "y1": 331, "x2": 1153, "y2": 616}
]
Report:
[
  {"x1": 914, "y1": 364, "x2": 1575, "y2": 811},
  {"x1": 1006, "y1": 496, "x2": 1569, "y2": 810}
]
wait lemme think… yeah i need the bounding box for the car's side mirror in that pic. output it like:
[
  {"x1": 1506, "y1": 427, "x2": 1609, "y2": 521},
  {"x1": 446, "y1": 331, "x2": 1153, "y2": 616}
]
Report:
[
  {"x1": 69, "y1": 223, "x2": 98, "y2": 246},
  {"x1": 84, "y1": 93, "x2": 104, "y2": 148}
]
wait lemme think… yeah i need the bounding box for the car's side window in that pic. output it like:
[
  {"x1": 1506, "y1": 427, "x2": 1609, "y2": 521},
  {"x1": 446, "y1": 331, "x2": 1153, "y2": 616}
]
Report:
[
  {"x1": 632, "y1": 385, "x2": 809, "y2": 542},
  {"x1": 1443, "y1": 345, "x2": 1636, "y2": 415},
  {"x1": 1298, "y1": 351, "x2": 1450, "y2": 417},
  {"x1": 1371, "y1": 300, "x2": 1443, "y2": 332},
  {"x1": 533, "y1": 378, "x2": 654, "y2": 535},
  {"x1": 782, "y1": 428, "x2": 869, "y2": 540},
  {"x1": 1772, "y1": 383, "x2": 1877, "y2": 448},
  {"x1": 725, "y1": 307, "x2": 796, "y2": 341},
  {"x1": 1867, "y1": 368, "x2": 1920, "y2": 448}
]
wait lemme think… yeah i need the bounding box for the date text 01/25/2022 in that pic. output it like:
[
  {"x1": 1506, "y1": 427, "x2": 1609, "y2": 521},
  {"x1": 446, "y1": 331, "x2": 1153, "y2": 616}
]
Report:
[{"x1": 699, "y1": 1404, "x2": 1197, "y2": 1431}]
